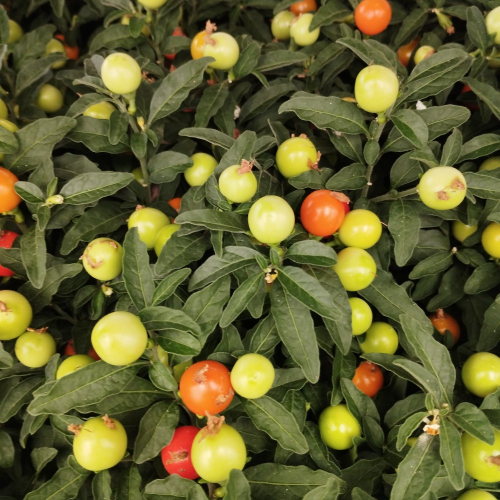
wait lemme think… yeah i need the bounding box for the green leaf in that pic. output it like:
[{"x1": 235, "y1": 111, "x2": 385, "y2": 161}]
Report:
[
  {"x1": 385, "y1": 394, "x2": 427, "y2": 428},
  {"x1": 15, "y1": 54, "x2": 65, "y2": 94},
  {"x1": 340, "y1": 378, "x2": 380, "y2": 424},
  {"x1": 233, "y1": 39, "x2": 261, "y2": 79},
  {"x1": 467, "y1": 6, "x2": 490, "y2": 51},
  {"x1": 303, "y1": 421, "x2": 341, "y2": 475},
  {"x1": 304, "y1": 478, "x2": 343, "y2": 500},
  {"x1": 134, "y1": 400, "x2": 179, "y2": 463},
  {"x1": 67, "y1": 116, "x2": 130, "y2": 154},
  {"x1": 388, "y1": 200, "x2": 420, "y2": 267},
  {"x1": 156, "y1": 329, "x2": 201, "y2": 356},
  {"x1": 394, "y1": 8, "x2": 428, "y2": 47},
  {"x1": 339, "y1": 458, "x2": 386, "y2": 499},
  {"x1": 242, "y1": 396, "x2": 309, "y2": 454},
  {"x1": 18, "y1": 263, "x2": 82, "y2": 313},
  {"x1": 286, "y1": 240, "x2": 337, "y2": 267},
  {"x1": 309, "y1": 1, "x2": 351, "y2": 29},
  {"x1": 408, "y1": 251, "x2": 453, "y2": 280},
  {"x1": 337, "y1": 38, "x2": 399, "y2": 73},
  {"x1": 139, "y1": 306, "x2": 201, "y2": 336},
  {"x1": 0, "y1": 342, "x2": 14, "y2": 369},
  {"x1": 5, "y1": 117, "x2": 77, "y2": 172},
  {"x1": 155, "y1": 233, "x2": 211, "y2": 275},
  {"x1": 419, "y1": 105, "x2": 470, "y2": 141},
  {"x1": 27, "y1": 361, "x2": 139, "y2": 415},
  {"x1": 270, "y1": 281, "x2": 320, "y2": 383},
  {"x1": 89, "y1": 24, "x2": 140, "y2": 51},
  {"x1": 399, "y1": 314, "x2": 455, "y2": 406},
  {"x1": 477, "y1": 295, "x2": 500, "y2": 351},
  {"x1": 463, "y1": 171, "x2": 500, "y2": 200},
  {"x1": 179, "y1": 127, "x2": 234, "y2": 150},
  {"x1": 401, "y1": 49, "x2": 472, "y2": 103},
  {"x1": 0, "y1": 126, "x2": 19, "y2": 154},
  {"x1": 325, "y1": 163, "x2": 367, "y2": 191},
  {"x1": 183, "y1": 276, "x2": 231, "y2": 343},
  {"x1": 195, "y1": 83, "x2": 229, "y2": 128},
  {"x1": 60, "y1": 172, "x2": 134, "y2": 204},
  {"x1": 249, "y1": 315, "x2": 280, "y2": 355},
  {"x1": 176, "y1": 209, "x2": 249, "y2": 233},
  {"x1": 60, "y1": 200, "x2": 129, "y2": 255},
  {"x1": 464, "y1": 263, "x2": 500, "y2": 294},
  {"x1": 152, "y1": 268, "x2": 191, "y2": 306},
  {"x1": 440, "y1": 128, "x2": 463, "y2": 167},
  {"x1": 391, "y1": 434, "x2": 440, "y2": 500},
  {"x1": 279, "y1": 96, "x2": 368, "y2": 135},
  {"x1": 144, "y1": 474, "x2": 206, "y2": 499},
  {"x1": 92, "y1": 470, "x2": 112, "y2": 500},
  {"x1": 116, "y1": 466, "x2": 142, "y2": 500},
  {"x1": 148, "y1": 151, "x2": 193, "y2": 184},
  {"x1": 255, "y1": 51, "x2": 308, "y2": 72},
  {"x1": 245, "y1": 464, "x2": 341, "y2": 499},
  {"x1": 123, "y1": 227, "x2": 155, "y2": 311},
  {"x1": 24, "y1": 463, "x2": 90, "y2": 500},
  {"x1": 0, "y1": 431, "x2": 15, "y2": 468},
  {"x1": 396, "y1": 411, "x2": 428, "y2": 451},
  {"x1": 391, "y1": 110, "x2": 429, "y2": 149},
  {"x1": 220, "y1": 272, "x2": 263, "y2": 328},
  {"x1": 148, "y1": 57, "x2": 213, "y2": 125},
  {"x1": 20, "y1": 225, "x2": 47, "y2": 289},
  {"x1": 149, "y1": 362, "x2": 177, "y2": 392},
  {"x1": 225, "y1": 469, "x2": 251, "y2": 500},
  {"x1": 427, "y1": 265, "x2": 468, "y2": 311},
  {"x1": 462, "y1": 78, "x2": 500, "y2": 122},
  {"x1": 439, "y1": 417, "x2": 465, "y2": 489},
  {"x1": 359, "y1": 270, "x2": 433, "y2": 335},
  {"x1": 449, "y1": 403, "x2": 495, "y2": 445},
  {"x1": 278, "y1": 266, "x2": 341, "y2": 320},
  {"x1": 108, "y1": 110, "x2": 129, "y2": 146}
]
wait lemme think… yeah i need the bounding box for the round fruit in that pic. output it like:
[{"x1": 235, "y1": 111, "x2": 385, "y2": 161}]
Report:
[
  {"x1": 174, "y1": 359, "x2": 193, "y2": 383},
  {"x1": 0, "y1": 99, "x2": 8, "y2": 120},
  {"x1": 429, "y1": 309, "x2": 460, "y2": 345},
  {"x1": 418, "y1": 166, "x2": 467, "y2": 210},
  {"x1": 486, "y1": 7, "x2": 500, "y2": 45},
  {"x1": 138, "y1": 0, "x2": 167, "y2": 8},
  {"x1": 452, "y1": 220, "x2": 477, "y2": 242},
  {"x1": 275, "y1": 136, "x2": 318, "y2": 179},
  {"x1": 248, "y1": 195, "x2": 295, "y2": 245},
  {"x1": 83, "y1": 101, "x2": 115, "y2": 120},
  {"x1": 180, "y1": 360, "x2": 234, "y2": 415},
  {"x1": 64, "y1": 339, "x2": 100, "y2": 361},
  {"x1": 73, "y1": 415, "x2": 127, "y2": 471},
  {"x1": 397, "y1": 38, "x2": 419, "y2": 67},
  {"x1": 407, "y1": 437, "x2": 418, "y2": 447},
  {"x1": 457, "y1": 491, "x2": 497, "y2": 500},
  {"x1": 219, "y1": 164, "x2": 257, "y2": 203},
  {"x1": 300, "y1": 190, "x2": 346, "y2": 237},
  {"x1": 462, "y1": 352, "x2": 500, "y2": 398},
  {"x1": 349, "y1": 297, "x2": 373, "y2": 336},
  {"x1": 91, "y1": 311, "x2": 148, "y2": 366},
  {"x1": 290, "y1": 13, "x2": 320, "y2": 47},
  {"x1": 354, "y1": 0, "x2": 392, "y2": 36},
  {"x1": 82, "y1": 238, "x2": 123, "y2": 281},
  {"x1": 414, "y1": 45, "x2": 435, "y2": 64},
  {"x1": 101, "y1": 53, "x2": 142, "y2": 95},
  {"x1": 355, "y1": 65, "x2": 399, "y2": 114},
  {"x1": 56, "y1": 354, "x2": 95, "y2": 379},
  {"x1": 35, "y1": 84, "x2": 64, "y2": 114},
  {"x1": 0, "y1": 118, "x2": 18, "y2": 133},
  {"x1": 319, "y1": 404, "x2": 361, "y2": 450},
  {"x1": 184, "y1": 152, "x2": 218, "y2": 186},
  {"x1": 8, "y1": 20, "x2": 23, "y2": 44},
  {"x1": 191, "y1": 31, "x2": 206, "y2": 60},
  {"x1": 154, "y1": 224, "x2": 180, "y2": 257},
  {"x1": 462, "y1": 429, "x2": 500, "y2": 482},
  {"x1": 55, "y1": 34, "x2": 80, "y2": 60},
  {"x1": 0, "y1": 290, "x2": 33, "y2": 341},
  {"x1": 45, "y1": 38, "x2": 66, "y2": 69},
  {"x1": 166, "y1": 27, "x2": 186, "y2": 60},
  {"x1": 333, "y1": 247, "x2": 377, "y2": 292},
  {"x1": 0, "y1": 230, "x2": 18, "y2": 277},
  {"x1": 0, "y1": 167, "x2": 21, "y2": 213},
  {"x1": 161, "y1": 426, "x2": 199, "y2": 479},
  {"x1": 359, "y1": 322, "x2": 399, "y2": 355},
  {"x1": 338, "y1": 209, "x2": 382, "y2": 249},
  {"x1": 128, "y1": 207, "x2": 170, "y2": 250},
  {"x1": 290, "y1": 0, "x2": 317, "y2": 15},
  {"x1": 191, "y1": 424, "x2": 247, "y2": 483},
  {"x1": 482, "y1": 223, "x2": 500, "y2": 258},
  {"x1": 271, "y1": 11, "x2": 296, "y2": 40},
  {"x1": 230, "y1": 353, "x2": 275, "y2": 399},
  {"x1": 352, "y1": 361, "x2": 383, "y2": 398},
  {"x1": 15, "y1": 330, "x2": 56, "y2": 368},
  {"x1": 204, "y1": 33, "x2": 240, "y2": 70},
  {"x1": 168, "y1": 197, "x2": 182, "y2": 212},
  {"x1": 479, "y1": 157, "x2": 500, "y2": 171}
]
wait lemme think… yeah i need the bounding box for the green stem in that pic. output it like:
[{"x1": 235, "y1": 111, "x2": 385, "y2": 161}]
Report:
[
  {"x1": 361, "y1": 118, "x2": 389, "y2": 198},
  {"x1": 370, "y1": 186, "x2": 419, "y2": 203},
  {"x1": 50, "y1": 303, "x2": 77, "y2": 325}
]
